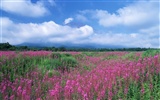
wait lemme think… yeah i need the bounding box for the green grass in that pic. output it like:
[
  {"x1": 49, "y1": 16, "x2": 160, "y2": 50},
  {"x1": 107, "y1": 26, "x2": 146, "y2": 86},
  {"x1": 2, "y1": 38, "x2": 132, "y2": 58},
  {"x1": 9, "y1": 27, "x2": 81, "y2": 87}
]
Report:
[
  {"x1": 142, "y1": 49, "x2": 160, "y2": 58},
  {"x1": 82, "y1": 52, "x2": 100, "y2": 57},
  {"x1": 103, "y1": 54, "x2": 118, "y2": 60},
  {"x1": 38, "y1": 53, "x2": 78, "y2": 73},
  {"x1": 0, "y1": 52, "x2": 78, "y2": 82},
  {"x1": 122, "y1": 52, "x2": 139, "y2": 61}
]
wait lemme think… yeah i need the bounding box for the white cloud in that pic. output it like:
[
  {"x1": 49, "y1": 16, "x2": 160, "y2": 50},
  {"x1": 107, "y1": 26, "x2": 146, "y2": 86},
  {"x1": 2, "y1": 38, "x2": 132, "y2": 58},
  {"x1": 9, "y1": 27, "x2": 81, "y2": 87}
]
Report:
[
  {"x1": 139, "y1": 25, "x2": 159, "y2": 34},
  {"x1": 1, "y1": 17, "x2": 159, "y2": 48},
  {"x1": 139, "y1": 25, "x2": 160, "y2": 48},
  {"x1": 75, "y1": 1, "x2": 159, "y2": 48},
  {"x1": 1, "y1": 17, "x2": 93, "y2": 44},
  {"x1": 64, "y1": 18, "x2": 74, "y2": 25},
  {"x1": 0, "y1": 0, "x2": 49, "y2": 17},
  {"x1": 130, "y1": 33, "x2": 137, "y2": 38},
  {"x1": 86, "y1": 31, "x2": 159, "y2": 48},
  {"x1": 76, "y1": 14, "x2": 88, "y2": 22},
  {"x1": 94, "y1": 1, "x2": 159, "y2": 28}
]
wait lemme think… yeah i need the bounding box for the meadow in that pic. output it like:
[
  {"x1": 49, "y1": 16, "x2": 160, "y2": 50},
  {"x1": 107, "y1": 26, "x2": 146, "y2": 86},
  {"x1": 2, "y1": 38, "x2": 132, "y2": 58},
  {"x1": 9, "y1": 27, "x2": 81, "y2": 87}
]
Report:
[{"x1": 0, "y1": 50, "x2": 160, "y2": 100}]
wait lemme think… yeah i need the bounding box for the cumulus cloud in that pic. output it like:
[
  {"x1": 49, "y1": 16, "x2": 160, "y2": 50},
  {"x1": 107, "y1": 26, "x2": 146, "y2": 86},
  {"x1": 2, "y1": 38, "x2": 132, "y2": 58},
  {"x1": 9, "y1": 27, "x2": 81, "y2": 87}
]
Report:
[
  {"x1": 64, "y1": 18, "x2": 74, "y2": 25},
  {"x1": 92, "y1": 1, "x2": 159, "y2": 28},
  {"x1": 1, "y1": 17, "x2": 159, "y2": 48},
  {"x1": 0, "y1": 0, "x2": 49, "y2": 17},
  {"x1": 75, "y1": 1, "x2": 159, "y2": 48},
  {"x1": 0, "y1": 17, "x2": 93, "y2": 44}
]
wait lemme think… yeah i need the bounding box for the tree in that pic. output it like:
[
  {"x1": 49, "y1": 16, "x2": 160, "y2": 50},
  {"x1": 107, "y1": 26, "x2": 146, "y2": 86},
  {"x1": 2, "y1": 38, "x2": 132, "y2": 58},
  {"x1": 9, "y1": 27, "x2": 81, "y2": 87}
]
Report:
[
  {"x1": 0, "y1": 42, "x2": 12, "y2": 50},
  {"x1": 58, "y1": 46, "x2": 66, "y2": 51}
]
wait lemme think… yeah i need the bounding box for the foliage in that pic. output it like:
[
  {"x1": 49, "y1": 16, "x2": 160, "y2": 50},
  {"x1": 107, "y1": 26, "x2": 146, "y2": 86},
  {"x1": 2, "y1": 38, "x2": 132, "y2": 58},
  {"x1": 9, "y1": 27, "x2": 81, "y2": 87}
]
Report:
[
  {"x1": 122, "y1": 52, "x2": 139, "y2": 60},
  {"x1": 39, "y1": 53, "x2": 78, "y2": 72},
  {"x1": 103, "y1": 54, "x2": 118, "y2": 60},
  {"x1": 0, "y1": 50, "x2": 159, "y2": 100},
  {"x1": 142, "y1": 49, "x2": 160, "y2": 58},
  {"x1": 82, "y1": 52, "x2": 95, "y2": 56}
]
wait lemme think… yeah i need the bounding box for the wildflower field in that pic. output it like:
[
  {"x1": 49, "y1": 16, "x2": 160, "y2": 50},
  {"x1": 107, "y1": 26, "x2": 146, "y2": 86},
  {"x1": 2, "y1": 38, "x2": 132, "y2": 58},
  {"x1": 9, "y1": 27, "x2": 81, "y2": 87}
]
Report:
[{"x1": 0, "y1": 50, "x2": 160, "y2": 100}]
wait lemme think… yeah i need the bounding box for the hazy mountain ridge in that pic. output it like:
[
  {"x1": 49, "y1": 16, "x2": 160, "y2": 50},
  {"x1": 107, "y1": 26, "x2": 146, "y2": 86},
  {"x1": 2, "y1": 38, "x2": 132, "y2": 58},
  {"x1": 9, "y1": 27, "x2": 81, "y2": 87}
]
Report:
[{"x1": 17, "y1": 42, "x2": 125, "y2": 49}]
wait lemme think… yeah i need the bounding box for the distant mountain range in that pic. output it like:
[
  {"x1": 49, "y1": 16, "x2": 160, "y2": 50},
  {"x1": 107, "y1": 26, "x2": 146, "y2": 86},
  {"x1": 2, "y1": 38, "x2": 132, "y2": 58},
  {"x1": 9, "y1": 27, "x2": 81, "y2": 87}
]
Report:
[{"x1": 16, "y1": 42, "x2": 125, "y2": 49}]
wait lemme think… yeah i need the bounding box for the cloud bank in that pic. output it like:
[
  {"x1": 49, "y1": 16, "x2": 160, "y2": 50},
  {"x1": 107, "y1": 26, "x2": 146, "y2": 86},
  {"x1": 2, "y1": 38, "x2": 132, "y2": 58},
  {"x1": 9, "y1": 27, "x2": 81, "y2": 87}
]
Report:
[
  {"x1": 1, "y1": 17, "x2": 93, "y2": 44},
  {"x1": 0, "y1": 0, "x2": 50, "y2": 17},
  {"x1": 1, "y1": 16, "x2": 159, "y2": 48}
]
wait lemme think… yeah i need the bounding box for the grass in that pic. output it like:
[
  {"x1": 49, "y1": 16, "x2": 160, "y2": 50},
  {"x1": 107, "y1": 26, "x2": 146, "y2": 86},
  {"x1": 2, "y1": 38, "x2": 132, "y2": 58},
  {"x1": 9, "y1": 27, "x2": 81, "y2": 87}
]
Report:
[
  {"x1": 103, "y1": 54, "x2": 118, "y2": 60},
  {"x1": 122, "y1": 52, "x2": 139, "y2": 61},
  {"x1": 142, "y1": 49, "x2": 160, "y2": 58}
]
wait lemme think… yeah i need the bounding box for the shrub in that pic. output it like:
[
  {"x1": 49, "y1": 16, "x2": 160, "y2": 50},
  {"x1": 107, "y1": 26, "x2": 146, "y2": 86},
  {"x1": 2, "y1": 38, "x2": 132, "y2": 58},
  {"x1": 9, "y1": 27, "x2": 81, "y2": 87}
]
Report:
[
  {"x1": 40, "y1": 53, "x2": 78, "y2": 72},
  {"x1": 63, "y1": 53, "x2": 72, "y2": 57},
  {"x1": 58, "y1": 56, "x2": 78, "y2": 72},
  {"x1": 52, "y1": 52, "x2": 62, "y2": 59}
]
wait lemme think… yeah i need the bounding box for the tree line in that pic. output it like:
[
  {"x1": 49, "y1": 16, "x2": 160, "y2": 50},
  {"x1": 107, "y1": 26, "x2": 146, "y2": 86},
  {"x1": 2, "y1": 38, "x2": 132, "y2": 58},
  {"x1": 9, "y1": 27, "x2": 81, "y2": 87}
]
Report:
[{"x1": 0, "y1": 42, "x2": 157, "y2": 51}]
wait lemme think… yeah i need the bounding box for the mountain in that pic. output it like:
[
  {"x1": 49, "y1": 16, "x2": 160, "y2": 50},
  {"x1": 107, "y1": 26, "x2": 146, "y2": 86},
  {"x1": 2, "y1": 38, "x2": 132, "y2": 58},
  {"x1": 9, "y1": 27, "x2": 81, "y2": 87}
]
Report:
[{"x1": 16, "y1": 42, "x2": 125, "y2": 49}]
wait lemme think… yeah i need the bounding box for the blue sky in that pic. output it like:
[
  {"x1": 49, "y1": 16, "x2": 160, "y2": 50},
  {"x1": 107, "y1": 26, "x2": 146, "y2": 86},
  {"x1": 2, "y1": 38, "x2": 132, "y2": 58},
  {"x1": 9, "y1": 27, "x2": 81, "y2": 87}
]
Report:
[{"x1": 0, "y1": 0, "x2": 159, "y2": 48}]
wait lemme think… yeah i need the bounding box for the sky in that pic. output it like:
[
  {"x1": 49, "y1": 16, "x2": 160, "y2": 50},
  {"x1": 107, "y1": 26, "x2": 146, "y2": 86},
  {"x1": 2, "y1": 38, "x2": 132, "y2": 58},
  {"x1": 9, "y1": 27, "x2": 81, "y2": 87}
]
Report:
[{"x1": 0, "y1": 0, "x2": 159, "y2": 48}]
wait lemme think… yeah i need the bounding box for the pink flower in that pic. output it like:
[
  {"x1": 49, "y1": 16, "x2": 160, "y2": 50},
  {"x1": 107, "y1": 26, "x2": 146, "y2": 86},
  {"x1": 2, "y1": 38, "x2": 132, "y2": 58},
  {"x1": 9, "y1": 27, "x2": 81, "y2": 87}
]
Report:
[
  {"x1": 78, "y1": 87, "x2": 82, "y2": 93},
  {"x1": 141, "y1": 87, "x2": 145, "y2": 94},
  {"x1": 149, "y1": 83, "x2": 153, "y2": 90},
  {"x1": 10, "y1": 95, "x2": 14, "y2": 100},
  {"x1": 22, "y1": 89, "x2": 26, "y2": 96},
  {"x1": 83, "y1": 93, "x2": 88, "y2": 100},
  {"x1": 36, "y1": 98, "x2": 41, "y2": 100},
  {"x1": 124, "y1": 87, "x2": 128, "y2": 94},
  {"x1": 49, "y1": 90, "x2": 56, "y2": 96}
]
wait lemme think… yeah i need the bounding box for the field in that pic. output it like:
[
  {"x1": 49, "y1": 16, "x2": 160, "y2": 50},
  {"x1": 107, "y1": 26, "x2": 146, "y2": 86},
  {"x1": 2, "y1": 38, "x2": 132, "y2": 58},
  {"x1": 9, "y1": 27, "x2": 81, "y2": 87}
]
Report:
[{"x1": 0, "y1": 50, "x2": 160, "y2": 100}]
